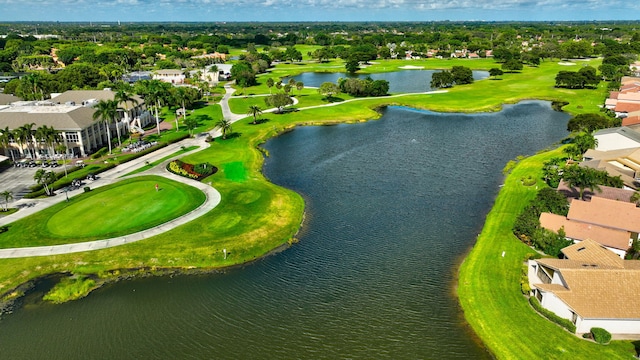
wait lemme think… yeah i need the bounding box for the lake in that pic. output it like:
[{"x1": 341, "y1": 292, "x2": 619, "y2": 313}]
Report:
[
  {"x1": 285, "y1": 70, "x2": 489, "y2": 93},
  {"x1": 0, "y1": 102, "x2": 568, "y2": 359}
]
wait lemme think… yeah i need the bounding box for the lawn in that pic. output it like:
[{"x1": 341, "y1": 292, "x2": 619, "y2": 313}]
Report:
[
  {"x1": 457, "y1": 147, "x2": 636, "y2": 359},
  {"x1": 0, "y1": 54, "x2": 631, "y2": 360},
  {"x1": 0, "y1": 176, "x2": 205, "y2": 246}
]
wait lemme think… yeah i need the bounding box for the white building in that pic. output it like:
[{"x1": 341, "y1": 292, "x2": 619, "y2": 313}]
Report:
[{"x1": 0, "y1": 89, "x2": 150, "y2": 158}]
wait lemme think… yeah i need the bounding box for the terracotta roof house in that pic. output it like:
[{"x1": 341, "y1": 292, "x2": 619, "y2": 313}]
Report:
[
  {"x1": 567, "y1": 197, "x2": 640, "y2": 234},
  {"x1": 622, "y1": 112, "x2": 640, "y2": 126},
  {"x1": 539, "y1": 212, "x2": 632, "y2": 258},
  {"x1": 528, "y1": 239, "x2": 640, "y2": 336},
  {"x1": 593, "y1": 126, "x2": 640, "y2": 151}
]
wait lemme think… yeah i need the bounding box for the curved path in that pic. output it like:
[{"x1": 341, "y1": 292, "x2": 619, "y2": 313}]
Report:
[
  {"x1": 0, "y1": 136, "x2": 220, "y2": 258},
  {"x1": 0, "y1": 84, "x2": 444, "y2": 258}
]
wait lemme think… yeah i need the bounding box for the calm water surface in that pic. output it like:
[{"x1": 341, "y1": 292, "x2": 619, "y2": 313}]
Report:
[
  {"x1": 0, "y1": 102, "x2": 568, "y2": 359},
  {"x1": 287, "y1": 70, "x2": 489, "y2": 93}
]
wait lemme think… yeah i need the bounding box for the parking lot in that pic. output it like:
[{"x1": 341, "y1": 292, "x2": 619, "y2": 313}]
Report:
[{"x1": 0, "y1": 165, "x2": 48, "y2": 200}]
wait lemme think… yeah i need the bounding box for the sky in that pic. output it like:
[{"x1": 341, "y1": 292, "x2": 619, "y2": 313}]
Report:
[{"x1": 0, "y1": 0, "x2": 639, "y2": 22}]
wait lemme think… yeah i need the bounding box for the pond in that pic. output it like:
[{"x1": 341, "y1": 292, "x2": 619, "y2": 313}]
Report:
[
  {"x1": 0, "y1": 101, "x2": 568, "y2": 359},
  {"x1": 285, "y1": 70, "x2": 490, "y2": 93}
]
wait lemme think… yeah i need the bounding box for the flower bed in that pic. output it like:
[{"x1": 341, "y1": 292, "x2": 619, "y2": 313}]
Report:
[{"x1": 167, "y1": 160, "x2": 217, "y2": 180}]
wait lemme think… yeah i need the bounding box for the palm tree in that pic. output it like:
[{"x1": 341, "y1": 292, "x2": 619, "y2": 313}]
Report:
[
  {"x1": 25, "y1": 72, "x2": 43, "y2": 100},
  {"x1": 55, "y1": 143, "x2": 69, "y2": 177},
  {"x1": 171, "y1": 87, "x2": 189, "y2": 131},
  {"x1": 0, "y1": 190, "x2": 12, "y2": 212},
  {"x1": 216, "y1": 119, "x2": 233, "y2": 140},
  {"x1": 0, "y1": 127, "x2": 16, "y2": 162},
  {"x1": 35, "y1": 125, "x2": 60, "y2": 158},
  {"x1": 136, "y1": 79, "x2": 170, "y2": 135},
  {"x1": 114, "y1": 85, "x2": 139, "y2": 147},
  {"x1": 34, "y1": 169, "x2": 56, "y2": 196},
  {"x1": 247, "y1": 105, "x2": 263, "y2": 125},
  {"x1": 14, "y1": 123, "x2": 35, "y2": 159},
  {"x1": 92, "y1": 99, "x2": 120, "y2": 154},
  {"x1": 563, "y1": 165, "x2": 601, "y2": 200}
]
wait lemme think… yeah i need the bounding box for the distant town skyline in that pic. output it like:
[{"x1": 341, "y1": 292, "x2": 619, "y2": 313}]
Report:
[{"x1": 1, "y1": 0, "x2": 639, "y2": 23}]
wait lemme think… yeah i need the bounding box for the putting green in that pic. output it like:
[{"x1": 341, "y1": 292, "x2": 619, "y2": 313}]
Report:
[{"x1": 45, "y1": 176, "x2": 205, "y2": 238}]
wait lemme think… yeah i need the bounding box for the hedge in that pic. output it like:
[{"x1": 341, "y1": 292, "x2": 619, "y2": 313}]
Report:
[
  {"x1": 529, "y1": 296, "x2": 577, "y2": 333},
  {"x1": 591, "y1": 327, "x2": 612, "y2": 344}
]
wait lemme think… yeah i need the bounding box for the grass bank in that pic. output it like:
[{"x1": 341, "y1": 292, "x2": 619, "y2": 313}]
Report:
[{"x1": 457, "y1": 147, "x2": 635, "y2": 358}]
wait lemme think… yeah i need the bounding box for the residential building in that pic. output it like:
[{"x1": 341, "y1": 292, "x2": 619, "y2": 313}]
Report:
[
  {"x1": 152, "y1": 69, "x2": 185, "y2": 84},
  {"x1": 528, "y1": 239, "x2": 640, "y2": 336}
]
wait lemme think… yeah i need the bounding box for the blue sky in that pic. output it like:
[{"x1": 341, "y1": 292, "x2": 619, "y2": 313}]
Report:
[{"x1": 0, "y1": 0, "x2": 639, "y2": 22}]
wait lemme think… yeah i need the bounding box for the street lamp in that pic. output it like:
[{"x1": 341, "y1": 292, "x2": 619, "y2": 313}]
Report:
[{"x1": 64, "y1": 187, "x2": 69, "y2": 202}]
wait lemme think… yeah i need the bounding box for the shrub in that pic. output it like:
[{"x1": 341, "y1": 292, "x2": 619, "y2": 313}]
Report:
[
  {"x1": 0, "y1": 225, "x2": 8, "y2": 234},
  {"x1": 529, "y1": 297, "x2": 576, "y2": 333},
  {"x1": 91, "y1": 147, "x2": 108, "y2": 159},
  {"x1": 590, "y1": 327, "x2": 611, "y2": 344},
  {"x1": 167, "y1": 160, "x2": 217, "y2": 180},
  {"x1": 83, "y1": 186, "x2": 91, "y2": 193}
]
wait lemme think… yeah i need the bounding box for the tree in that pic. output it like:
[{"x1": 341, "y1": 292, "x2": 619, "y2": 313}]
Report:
[
  {"x1": 135, "y1": 79, "x2": 171, "y2": 135},
  {"x1": 184, "y1": 117, "x2": 199, "y2": 136},
  {"x1": 345, "y1": 58, "x2": 360, "y2": 74},
  {"x1": 92, "y1": 99, "x2": 121, "y2": 154},
  {"x1": 489, "y1": 68, "x2": 504, "y2": 79},
  {"x1": 247, "y1": 105, "x2": 263, "y2": 124},
  {"x1": 295, "y1": 81, "x2": 304, "y2": 95},
  {"x1": 34, "y1": 169, "x2": 56, "y2": 196},
  {"x1": 266, "y1": 78, "x2": 274, "y2": 94},
  {"x1": 0, "y1": 190, "x2": 12, "y2": 211},
  {"x1": 502, "y1": 59, "x2": 523, "y2": 73},
  {"x1": 114, "y1": 84, "x2": 139, "y2": 145},
  {"x1": 318, "y1": 82, "x2": 340, "y2": 101},
  {"x1": 215, "y1": 119, "x2": 233, "y2": 139},
  {"x1": 562, "y1": 165, "x2": 602, "y2": 200},
  {"x1": 567, "y1": 113, "x2": 614, "y2": 132},
  {"x1": 264, "y1": 92, "x2": 294, "y2": 112},
  {"x1": 430, "y1": 71, "x2": 454, "y2": 89},
  {"x1": 572, "y1": 132, "x2": 597, "y2": 154},
  {"x1": 14, "y1": 123, "x2": 35, "y2": 159},
  {"x1": 35, "y1": 125, "x2": 60, "y2": 157},
  {"x1": 451, "y1": 66, "x2": 474, "y2": 85},
  {"x1": 0, "y1": 127, "x2": 16, "y2": 162}
]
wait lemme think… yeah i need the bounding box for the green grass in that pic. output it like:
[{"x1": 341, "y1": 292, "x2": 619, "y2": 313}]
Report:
[
  {"x1": 0, "y1": 176, "x2": 205, "y2": 246},
  {"x1": 457, "y1": 147, "x2": 635, "y2": 359},
  {"x1": 0, "y1": 54, "x2": 625, "y2": 359},
  {"x1": 43, "y1": 276, "x2": 97, "y2": 303}
]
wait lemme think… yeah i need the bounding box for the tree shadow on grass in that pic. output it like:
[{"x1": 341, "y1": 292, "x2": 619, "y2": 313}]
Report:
[
  {"x1": 249, "y1": 118, "x2": 270, "y2": 125},
  {"x1": 224, "y1": 132, "x2": 242, "y2": 140},
  {"x1": 323, "y1": 96, "x2": 345, "y2": 103}
]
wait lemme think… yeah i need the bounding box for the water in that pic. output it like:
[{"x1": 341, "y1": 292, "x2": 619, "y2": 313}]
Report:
[
  {"x1": 286, "y1": 70, "x2": 489, "y2": 93},
  {"x1": 0, "y1": 102, "x2": 568, "y2": 359}
]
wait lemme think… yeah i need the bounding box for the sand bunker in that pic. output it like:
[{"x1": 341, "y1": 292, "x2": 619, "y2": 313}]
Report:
[{"x1": 399, "y1": 65, "x2": 425, "y2": 69}]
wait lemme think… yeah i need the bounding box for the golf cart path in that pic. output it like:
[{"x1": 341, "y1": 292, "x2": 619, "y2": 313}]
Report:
[
  {"x1": 0, "y1": 85, "x2": 444, "y2": 258},
  {"x1": 0, "y1": 137, "x2": 221, "y2": 259}
]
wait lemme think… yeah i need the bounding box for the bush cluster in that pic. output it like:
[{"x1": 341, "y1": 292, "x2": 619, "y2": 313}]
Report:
[
  {"x1": 91, "y1": 147, "x2": 108, "y2": 159},
  {"x1": 590, "y1": 327, "x2": 611, "y2": 344},
  {"x1": 513, "y1": 187, "x2": 571, "y2": 257},
  {"x1": 167, "y1": 160, "x2": 217, "y2": 180},
  {"x1": 529, "y1": 297, "x2": 576, "y2": 333}
]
